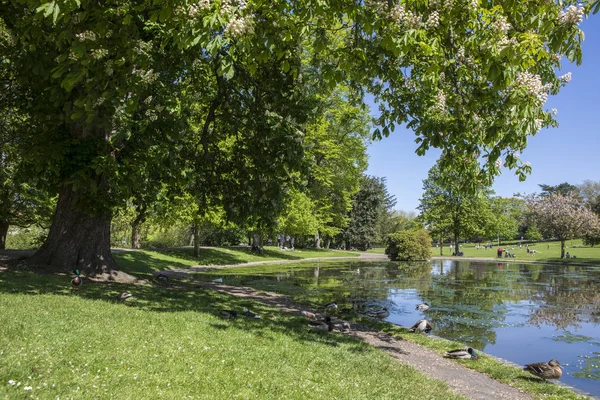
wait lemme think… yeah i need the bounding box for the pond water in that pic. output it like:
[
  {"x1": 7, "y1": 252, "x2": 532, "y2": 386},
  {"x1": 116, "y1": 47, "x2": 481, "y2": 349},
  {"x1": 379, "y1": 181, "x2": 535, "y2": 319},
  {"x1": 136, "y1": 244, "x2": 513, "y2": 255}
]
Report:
[{"x1": 209, "y1": 259, "x2": 600, "y2": 396}]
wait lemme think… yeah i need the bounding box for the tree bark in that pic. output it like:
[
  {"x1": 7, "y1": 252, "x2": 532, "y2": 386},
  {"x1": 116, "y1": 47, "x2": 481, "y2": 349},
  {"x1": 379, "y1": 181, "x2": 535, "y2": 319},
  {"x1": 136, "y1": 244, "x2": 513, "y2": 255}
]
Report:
[
  {"x1": 561, "y1": 239, "x2": 565, "y2": 259},
  {"x1": 130, "y1": 205, "x2": 146, "y2": 250},
  {"x1": 192, "y1": 221, "x2": 200, "y2": 258},
  {"x1": 0, "y1": 219, "x2": 8, "y2": 250},
  {"x1": 29, "y1": 185, "x2": 118, "y2": 275},
  {"x1": 314, "y1": 233, "x2": 321, "y2": 249}
]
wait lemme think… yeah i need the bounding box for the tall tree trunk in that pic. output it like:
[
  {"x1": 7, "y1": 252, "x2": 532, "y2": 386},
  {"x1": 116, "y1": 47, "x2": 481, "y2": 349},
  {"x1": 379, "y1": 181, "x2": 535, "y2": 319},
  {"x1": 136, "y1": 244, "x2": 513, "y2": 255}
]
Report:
[
  {"x1": 314, "y1": 232, "x2": 320, "y2": 249},
  {"x1": 29, "y1": 185, "x2": 117, "y2": 275},
  {"x1": 324, "y1": 238, "x2": 331, "y2": 249},
  {"x1": 0, "y1": 219, "x2": 8, "y2": 250},
  {"x1": 561, "y1": 239, "x2": 565, "y2": 259},
  {"x1": 130, "y1": 206, "x2": 146, "y2": 250},
  {"x1": 453, "y1": 232, "x2": 459, "y2": 256},
  {"x1": 439, "y1": 235, "x2": 443, "y2": 256},
  {"x1": 192, "y1": 220, "x2": 200, "y2": 258}
]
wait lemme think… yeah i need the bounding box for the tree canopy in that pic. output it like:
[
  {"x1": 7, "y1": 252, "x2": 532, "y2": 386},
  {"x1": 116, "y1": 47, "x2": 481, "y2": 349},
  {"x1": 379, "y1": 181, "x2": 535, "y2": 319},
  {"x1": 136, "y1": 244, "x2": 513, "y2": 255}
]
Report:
[{"x1": 0, "y1": 0, "x2": 595, "y2": 274}]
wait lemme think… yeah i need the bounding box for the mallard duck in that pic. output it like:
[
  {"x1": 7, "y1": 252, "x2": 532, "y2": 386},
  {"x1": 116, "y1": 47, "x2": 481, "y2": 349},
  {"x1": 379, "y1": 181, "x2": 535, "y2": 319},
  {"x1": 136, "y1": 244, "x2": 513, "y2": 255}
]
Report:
[
  {"x1": 301, "y1": 310, "x2": 318, "y2": 320},
  {"x1": 71, "y1": 270, "x2": 82, "y2": 291},
  {"x1": 523, "y1": 359, "x2": 562, "y2": 380},
  {"x1": 118, "y1": 292, "x2": 133, "y2": 302},
  {"x1": 219, "y1": 310, "x2": 238, "y2": 320},
  {"x1": 323, "y1": 302, "x2": 338, "y2": 309},
  {"x1": 308, "y1": 316, "x2": 334, "y2": 332},
  {"x1": 408, "y1": 319, "x2": 432, "y2": 333},
  {"x1": 446, "y1": 348, "x2": 478, "y2": 360},
  {"x1": 368, "y1": 308, "x2": 390, "y2": 319},
  {"x1": 416, "y1": 303, "x2": 430, "y2": 312},
  {"x1": 243, "y1": 308, "x2": 261, "y2": 319}
]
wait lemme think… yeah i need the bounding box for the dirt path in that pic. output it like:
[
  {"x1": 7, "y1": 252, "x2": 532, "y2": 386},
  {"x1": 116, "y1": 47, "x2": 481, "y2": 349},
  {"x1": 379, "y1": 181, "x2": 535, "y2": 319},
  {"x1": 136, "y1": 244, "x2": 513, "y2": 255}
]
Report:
[{"x1": 193, "y1": 280, "x2": 532, "y2": 400}]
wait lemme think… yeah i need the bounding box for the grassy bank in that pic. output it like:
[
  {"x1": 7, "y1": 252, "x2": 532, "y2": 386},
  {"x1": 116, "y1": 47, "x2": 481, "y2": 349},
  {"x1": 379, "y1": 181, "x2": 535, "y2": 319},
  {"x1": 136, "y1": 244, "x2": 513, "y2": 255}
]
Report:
[
  {"x1": 433, "y1": 239, "x2": 600, "y2": 264},
  {"x1": 0, "y1": 269, "x2": 461, "y2": 400}
]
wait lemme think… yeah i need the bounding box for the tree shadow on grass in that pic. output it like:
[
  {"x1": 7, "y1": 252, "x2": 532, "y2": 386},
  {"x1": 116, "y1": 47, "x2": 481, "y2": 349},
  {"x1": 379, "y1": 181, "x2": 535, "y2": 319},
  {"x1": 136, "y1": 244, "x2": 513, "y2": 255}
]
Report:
[{"x1": 0, "y1": 268, "x2": 360, "y2": 349}]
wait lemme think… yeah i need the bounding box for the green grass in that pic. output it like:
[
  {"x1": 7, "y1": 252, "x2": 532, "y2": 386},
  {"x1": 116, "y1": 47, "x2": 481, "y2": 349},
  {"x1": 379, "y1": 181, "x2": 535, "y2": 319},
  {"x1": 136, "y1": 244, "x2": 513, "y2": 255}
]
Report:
[
  {"x1": 0, "y1": 270, "x2": 463, "y2": 400},
  {"x1": 434, "y1": 239, "x2": 600, "y2": 265}
]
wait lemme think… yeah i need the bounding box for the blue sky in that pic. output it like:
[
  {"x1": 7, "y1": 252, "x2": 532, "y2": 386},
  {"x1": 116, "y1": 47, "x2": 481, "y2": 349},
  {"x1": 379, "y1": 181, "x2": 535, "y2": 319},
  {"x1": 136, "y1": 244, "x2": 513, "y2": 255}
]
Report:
[{"x1": 366, "y1": 16, "x2": 600, "y2": 213}]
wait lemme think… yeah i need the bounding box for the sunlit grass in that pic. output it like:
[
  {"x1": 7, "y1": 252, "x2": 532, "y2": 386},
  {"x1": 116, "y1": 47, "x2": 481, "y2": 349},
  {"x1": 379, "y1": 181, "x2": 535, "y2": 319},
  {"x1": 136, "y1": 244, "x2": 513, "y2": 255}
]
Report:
[{"x1": 0, "y1": 270, "x2": 463, "y2": 400}]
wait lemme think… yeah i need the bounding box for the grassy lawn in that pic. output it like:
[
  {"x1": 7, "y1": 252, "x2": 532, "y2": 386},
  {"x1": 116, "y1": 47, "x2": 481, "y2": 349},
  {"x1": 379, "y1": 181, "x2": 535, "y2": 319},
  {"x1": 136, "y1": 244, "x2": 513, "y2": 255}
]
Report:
[
  {"x1": 113, "y1": 246, "x2": 360, "y2": 278},
  {"x1": 433, "y1": 239, "x2": 600, "y2": 265},
  {"x1": 0, "y1": 269, "x2": 462, "y2": 400}
]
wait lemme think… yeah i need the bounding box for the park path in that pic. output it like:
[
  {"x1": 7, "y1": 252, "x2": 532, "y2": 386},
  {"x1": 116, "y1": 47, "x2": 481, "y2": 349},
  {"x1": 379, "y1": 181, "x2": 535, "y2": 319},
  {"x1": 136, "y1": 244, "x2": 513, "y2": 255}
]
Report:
[{"x1": 191, "y1": 279, "x2": 533, "y2": 400}]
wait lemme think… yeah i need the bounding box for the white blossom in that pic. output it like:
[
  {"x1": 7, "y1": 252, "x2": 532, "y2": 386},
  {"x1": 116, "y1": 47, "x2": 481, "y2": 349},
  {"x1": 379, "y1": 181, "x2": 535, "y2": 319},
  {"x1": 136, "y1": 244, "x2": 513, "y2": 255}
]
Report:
[
  {"x1": 91, "y1": 48, "x2": 108, "y2": 60},
  {"x1": 534, "y1": 119, "x2": 543, "y2": 131},
  {"x1": 8, "y1": 380, "x2": 16, "y2": 386},
  {"x1": 495, "y1": 158, "x2": 502, "y2": 169},
  {"x1": 551, "y1": 108, "x2": 558, "y2": 116},
  {"x1": 470, "y1": 0, "x2": 478, "y2": 9},
  {"x1": 443, "y1": 0, "x2": 454, "y2": 9},
  {"x1": 225, "y1": 16, "x2": 254, "y2": 38},
  {"x1": 493, "y1": 15, "x2": 511, "y2": 34},
  {"x1": 75, "y1": 30, "x2": 97, "y2": 41},
  {"x1": 456, "y1": 47, "x2": 465, "y2": 62},
  {"x1": 559, "y1": 5, "x2": 584, "y2": 25},
  {"x1": 524, "y1": 161, "x2": 531, "y2": 167},
  {"x1": 425, "y1": 11, "x2": 440, "y2": 29},
  {"x1": 514, "y1": 71, "x2": 551, "y2": 105},
  {"x1": 432, "y1": 90, "x2": 447, "y2": 114},
  {"x1": 559, "y1": 72, "x2": 572, "y2": 83}
]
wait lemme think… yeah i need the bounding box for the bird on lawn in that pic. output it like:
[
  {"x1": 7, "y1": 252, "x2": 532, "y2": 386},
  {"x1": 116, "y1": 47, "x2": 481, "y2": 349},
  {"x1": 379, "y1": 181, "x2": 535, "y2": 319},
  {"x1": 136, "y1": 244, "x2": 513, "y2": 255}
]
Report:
[
  {"x1": 323, "y1": 302, "x2": 338, "y2": 309},
  {"x1": 118, "y1": 292, "x2": 133, "y2": 302},
  {"x1": 301, "y1": 310, "x2": 318, "y2": 320},
  {"x1": 71, "y1": 270, "x2": 82, "y2": 291},
  {"x1": 523, "y1": 359, "x2": 562, "y2": 381},
  {"x1": 308, "y1": 316, "x2": 334, "y2": 332},
  {"x1": 416, "y1": 303, "x2": 430, "y2": 312},
  {"x1": 445, "y1": 348, "x2": 478, "y2": 360},
  {"x1": 368, "y1": 308, "x2": 390, "y2": 319},
  {"x1": 243, "y1": 308, "x2": 261, "y2": 319},
  {"x1": 408, "y1": 319, "x2": 432, "y2": 333},
  {"x1": 340, "y1": 321, "x2": 351, "y2": 331},
  {"x1": 219, "y1": 310, "x2": 238, "y2": 320}
]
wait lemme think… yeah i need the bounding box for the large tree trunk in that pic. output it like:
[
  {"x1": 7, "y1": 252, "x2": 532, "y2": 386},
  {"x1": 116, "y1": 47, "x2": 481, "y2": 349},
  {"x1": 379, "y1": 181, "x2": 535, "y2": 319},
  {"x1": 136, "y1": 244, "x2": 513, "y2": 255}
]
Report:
[
  {"x1": 453, "y1": 232, "x2": 459, "y2": 256},
  {"x1": 192, "y1": 221, "x2": 200, "y2": 258},
  {"x1": 29, "y1": 185, "x2": 118, "y2": 276},
  {"x1": 561, "y1": 239, "x2": 565, "y2": 259},
  {"x1": 314, "y1": 233, "x2": 320, "y2": 249},
  {"x1": 0, "y1": 219, "x2": 8, "y2": 250}
]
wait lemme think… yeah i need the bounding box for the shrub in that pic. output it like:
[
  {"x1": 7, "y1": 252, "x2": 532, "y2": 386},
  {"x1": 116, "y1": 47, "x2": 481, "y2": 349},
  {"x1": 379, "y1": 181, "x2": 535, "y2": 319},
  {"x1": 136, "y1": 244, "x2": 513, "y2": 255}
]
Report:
[{"x1": 385, "y1": 229, "x2": 432, "y2": 261}]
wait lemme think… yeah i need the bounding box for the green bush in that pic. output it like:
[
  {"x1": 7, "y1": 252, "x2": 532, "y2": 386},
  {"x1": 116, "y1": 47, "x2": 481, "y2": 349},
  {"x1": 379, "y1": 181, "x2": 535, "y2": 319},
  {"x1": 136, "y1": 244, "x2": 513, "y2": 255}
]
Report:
[
  {"x1": 385, "y1": 229, "x2": 432, "y2": 261},
  {"x1": 5, "y1": 226, "x2": 48, "y2": 250}
]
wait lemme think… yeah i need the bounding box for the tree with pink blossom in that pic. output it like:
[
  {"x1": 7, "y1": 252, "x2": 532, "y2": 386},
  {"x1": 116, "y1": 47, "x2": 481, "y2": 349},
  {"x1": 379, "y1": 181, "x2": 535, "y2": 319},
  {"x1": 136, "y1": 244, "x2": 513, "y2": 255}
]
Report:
[{"x1": 527, "y1": 194, "x2": 600, "y2": 258}]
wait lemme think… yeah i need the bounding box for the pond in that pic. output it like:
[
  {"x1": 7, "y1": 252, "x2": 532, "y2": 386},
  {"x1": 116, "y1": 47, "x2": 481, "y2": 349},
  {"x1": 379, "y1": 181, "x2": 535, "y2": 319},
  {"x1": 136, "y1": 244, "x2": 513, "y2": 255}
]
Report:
[{"x1": 202, "y1": 259, "x2": 600, "y2": 397}]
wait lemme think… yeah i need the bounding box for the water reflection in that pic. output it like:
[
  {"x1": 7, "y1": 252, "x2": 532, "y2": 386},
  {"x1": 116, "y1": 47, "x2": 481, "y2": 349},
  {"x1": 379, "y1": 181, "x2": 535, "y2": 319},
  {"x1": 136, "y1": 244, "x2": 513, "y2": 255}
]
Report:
[{"x1": 219, "y1": 260, "x2": 600, "y2": 396}]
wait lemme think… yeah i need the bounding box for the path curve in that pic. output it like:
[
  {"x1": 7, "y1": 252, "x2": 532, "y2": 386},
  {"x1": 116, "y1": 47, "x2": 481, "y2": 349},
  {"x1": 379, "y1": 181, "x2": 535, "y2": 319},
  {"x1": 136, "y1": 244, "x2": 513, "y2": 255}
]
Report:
[{"x1": 193, "y1": 280, "x2": 532, "y2": 400}]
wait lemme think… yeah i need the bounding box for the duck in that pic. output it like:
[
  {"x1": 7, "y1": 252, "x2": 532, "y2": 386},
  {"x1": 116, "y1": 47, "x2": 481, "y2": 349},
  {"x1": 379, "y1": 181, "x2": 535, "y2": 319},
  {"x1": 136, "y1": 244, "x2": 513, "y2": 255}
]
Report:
[
  {"x1": 308, "y1": 316, "x2": 334, "y2": 332},
  {"x1": 341, "y1": 321, "x2": 351, "y2": 331},
  {"x1": 219, "y1": 310, "x2": 238, "y2": 320},
  {"x1": 71, "y1": 270, "x2": 82, "y2": 291},
  {"x1": 368, "y1": 308, "x2": 390, "y2": 319},
  {"x1": 416, "y1": 303, "x2": 430, "y2": 312},
  {"x1": 408, "y1": 319, "x2": 432, "y2": 333},
  {"x1": 243, "y1": 308, "x2": 261, "y2": 319},
  {"x1": 445, "y1": 348, "x2": 478, "y2": 360},
  {"x1": 323, "y1": 302, "x2": 338, "y2": 309},
  {"x1": 155, "y1": 273, "x2": 169, "y2": 281},
  {"x1": 523, "y1": 359, "x2": 562, "y2": 381},
  {"x1": 118, "y1": 292, "x2": 133, "y2": 302},
  {"x1": 301, "y1": 310, "x2": 318, "y2": 320}
]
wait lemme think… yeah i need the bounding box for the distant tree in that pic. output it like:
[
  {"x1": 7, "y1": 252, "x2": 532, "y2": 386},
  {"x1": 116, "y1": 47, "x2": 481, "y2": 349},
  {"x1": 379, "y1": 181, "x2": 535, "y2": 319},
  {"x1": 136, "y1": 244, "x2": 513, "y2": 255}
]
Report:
[
  {"x1": 341, "y1": 176, "x2": 395, "y2": 250},
  {"x1": 527, "y1": 193, "x2": 600, "y2": 258},
  {"x1": 418, "y1": 165, "x2": 491, "y2": 255},
  {"x1": 578, "y1": 180, "x2": 600, "y2": 215},
  {"x1": 485, "y1": 197, "x2": 523, "y2": 244},
  {"x1": 375, "y1": 210, "x2": 418, "y2": 245},
  {"x1": 539, "y1": 183, "x2": 580, "y2": 197}
]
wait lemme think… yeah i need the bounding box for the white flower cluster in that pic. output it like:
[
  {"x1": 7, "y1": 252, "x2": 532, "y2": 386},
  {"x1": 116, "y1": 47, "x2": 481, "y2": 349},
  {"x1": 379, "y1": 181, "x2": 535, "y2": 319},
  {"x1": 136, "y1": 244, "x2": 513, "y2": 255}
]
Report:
[
  {"x1": 425, "y1": 11, "x2": 440, "y2": 29},
  {"x1": 497, "y1": 36, "x2": 518, "y2": 51},
  {"x1": 95, "y1": 97, "x2": 106, "y2": 106},
  {"x1": 225, "y1": 15, "x2": 254, "y2": 38},
  {"x1": 68, "y1": 50, "x2": 80, "y2": 61},
  {"x1": 390, "y1": 5, "x2": 420, "y2": 29},
  {"x1": 495, "y1": 158, "x2": 502, "y2": 169},
  {"x1": 551, "y1": 108, "x2": 558, "y2": 116},
  {"x1": 105, "y1": 60, "x2": 114, "y2": 76},
  {"x1": 559, "y1": 5, "x2": 584, "y2": 25},
  {"x1": 551, "y1": 53, "x2": 562, "y2": 61},
  {"x1": 76, "y1": 30, "x2": 97, "y2": 41},
  {"x1": 91, "y1": 48, "x2": 108, "y2": 60},
  {"x1": 405, "y1": 77, "x2": 416, "y2": 89},
  {"x1": 513, "y1": 151, "x2": 520, "y2": 159},
  {"x1": 144, "y1": 96, "x2": 153, "y2": 104},
  {"x1": 71, "y1": 13, "x2": 83, "y2": 25},
  {"x1": 145, "y1": 109, "x2": 158, "y2": 121},
  {"x1": 188, "y1": 0, "x2": 210, "y2": 17},
  {"x1": 514, "y1": 71, "x2": 551, "y2": 105},
  {"x1": 470, "y1": 0, "x2": 478, "y2": 9},
  {"x1": 559, "y1": 72, "x2": 572, "y2": 83},
  {"x1": 524, "y1": 161, "x2": 531, "y2": 167},
  {"x1": 432, "y1": 90, "x2": 447, "y2": 113},
  {"x1": 133, "y1": 68, "x2": 159, "y2": 84},
  {"x1": 456, "y1": 46, "x2": 465, "y2": 62},
  {"x1": 444, "y1": 0, "x2": 454, "y2": 9},
  {"x1": 493, "y1": 15, "x2": 511, "y2": 34},
  {"x1": 534, "y1": 118, "x2": 543, "y2": 131},
  {"x1": 439, "y1": 72, "x2": 445, "y2": 82}
]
